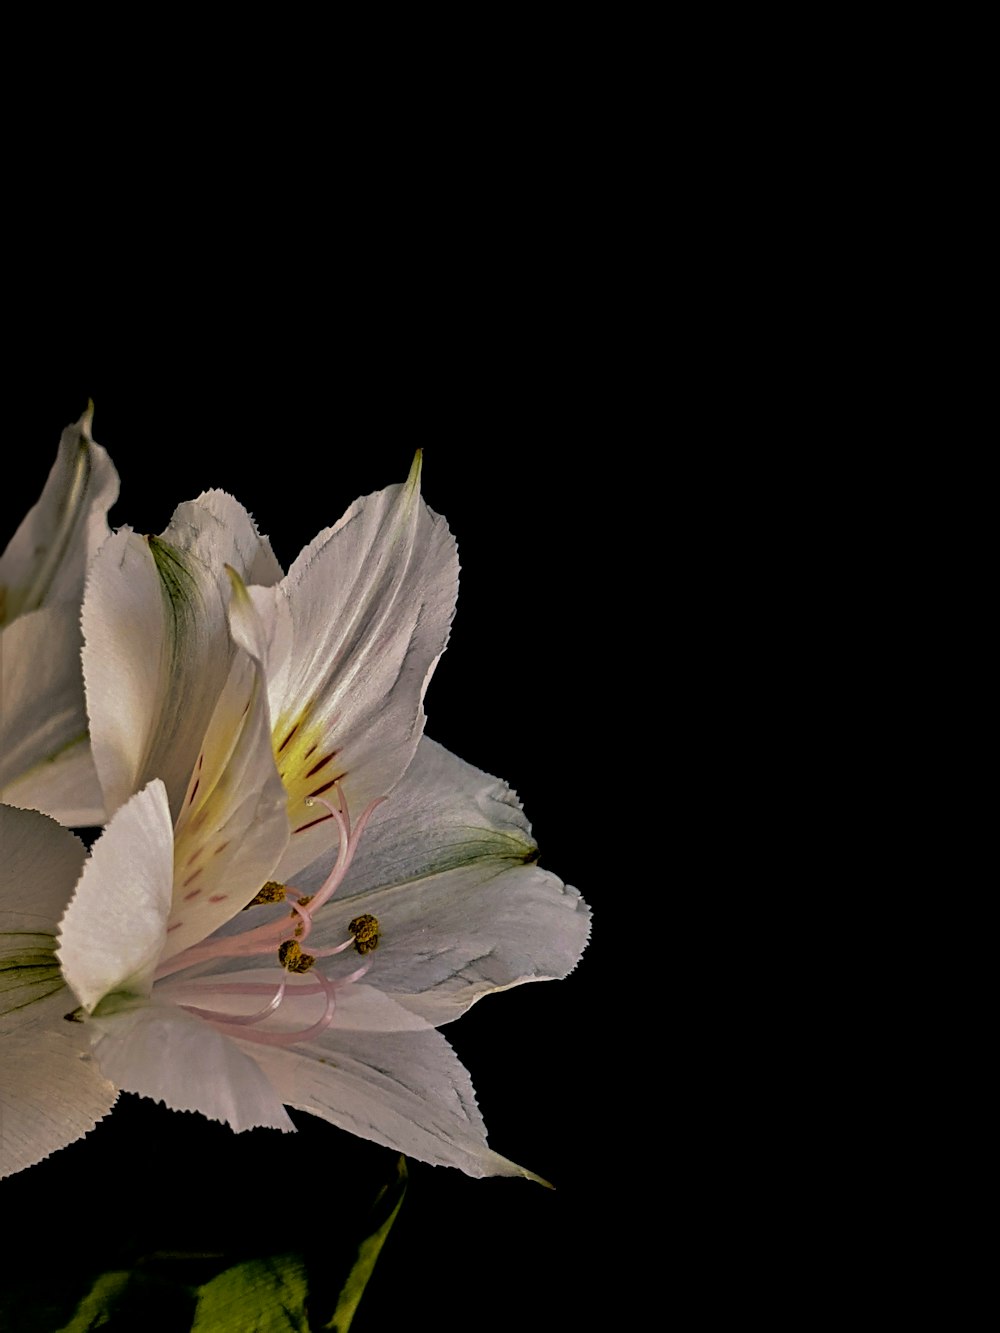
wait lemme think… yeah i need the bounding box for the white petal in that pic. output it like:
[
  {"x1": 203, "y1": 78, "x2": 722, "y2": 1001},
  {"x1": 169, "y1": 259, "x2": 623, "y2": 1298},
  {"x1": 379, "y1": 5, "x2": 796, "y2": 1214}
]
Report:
[
  {"x1": 0, "y1": 605, "x2": 105, "y2": 825},
  {"x1": 161, "y1": 489, "x2": 283, "y2": 590},
  {"x1": 82, "y1": 529, "x2": 234, "y2": 820},
  {"x1": 335, "y1": 865, "x2": 588, "y2": 1027},
  {"x1": 82, "y1": 493, "x2": 280, "y2": 822},
  {"x1": 0, "y1": 804, "x2": 117, "y2": 1180},
  {"x1": 0, "y1": 743, "x2": 106, "y2": 829},
  {"x1": 292, "y1": 738, "x2": 591, "y2": 1024},
  {"x1": 89, "y1": 1000, "x2": 294, "y2": 1132},
  {"x1": 0, "y1": 404, "x2": 118, "y2": 621},
  {"x1": 269, "y1": 454, "x2": 460, "y2": 879},
  {"x1": 1, "y1": 1027, "x2": 117, "y2": 1179},
  {"x1": 157, "y1": 968, "x2": 431, "y2": 1034},
  {"x1": 0, "y1": 803, "x2": 87, "y2": 1030},
  {"x1": 251, "y1": 1027, "x2": 545, "y2": 1180},
  {"x1": 165, "y1": 628, "x2": 289, "y2": 962},
  {"x1": 57, "y1": 781, "x2": 175, "y2": 1012}
]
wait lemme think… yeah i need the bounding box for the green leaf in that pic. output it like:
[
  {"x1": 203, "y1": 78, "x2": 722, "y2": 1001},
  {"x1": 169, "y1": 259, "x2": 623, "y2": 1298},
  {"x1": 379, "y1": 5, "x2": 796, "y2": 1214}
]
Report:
[
  {"x1": 323, "y1": 1155, "x2": 408, "y2": 1333},
  {"x1": 4, "y1": 1156, "x2": 407, "y2": 1332},
  {"x1": 192, "y1": 1254, "x2": 310, "y2": 1333},
  {"x1": 56, "y1": 1267, "x2": 196, "y2": 1332}
]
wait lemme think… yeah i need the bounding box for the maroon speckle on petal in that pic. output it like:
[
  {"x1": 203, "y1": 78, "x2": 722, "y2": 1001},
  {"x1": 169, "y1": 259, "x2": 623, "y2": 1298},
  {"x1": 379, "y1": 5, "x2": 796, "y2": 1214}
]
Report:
[
  {"x1": 184, "y1": 889, "x2": 202, "y2": 901},
  {"x1": 167, "y1": 922, "x2": 182, "y2": 933},
  {"x1": 209, "y1": 894, "x2": 227, "y2": 903}
]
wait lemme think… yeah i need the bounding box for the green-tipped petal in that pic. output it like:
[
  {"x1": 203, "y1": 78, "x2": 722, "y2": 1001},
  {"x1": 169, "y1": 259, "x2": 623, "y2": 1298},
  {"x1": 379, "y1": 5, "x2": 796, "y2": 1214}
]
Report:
[
  {"x1": 0, "y1": 407, "x2": 118, "y2": 824},
  {"x1": 266, "y1": 458, "x2": 459, "y2": 880},
  {"x1": 0, "y1": 404, "x2": 118, "y2": 624},
  {"x1": 252, "y1": 1026, "x2": 547, "y2": 1181}
]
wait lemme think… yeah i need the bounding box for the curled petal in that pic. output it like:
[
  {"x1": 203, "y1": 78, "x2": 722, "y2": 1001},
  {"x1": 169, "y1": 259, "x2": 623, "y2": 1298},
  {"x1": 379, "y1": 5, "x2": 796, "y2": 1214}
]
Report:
[
  {"x1": 0, "y1": 605, "x2": 105, "y2": 825},
  {"x1": 0, "y1": 404, "x2": 118, "y2": 622}
]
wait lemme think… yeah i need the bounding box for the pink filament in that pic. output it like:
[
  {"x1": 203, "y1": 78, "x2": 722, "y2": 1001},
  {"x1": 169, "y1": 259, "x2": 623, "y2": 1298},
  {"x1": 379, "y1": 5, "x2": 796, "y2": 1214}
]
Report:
[
  {"x1": 179, "y1": 980, "x2": 287, "y2": 1026},
  {"x1": 155, "y1": 783, "x2": 384, "y2": 982},
  {"x1": 194, "y1": 969, "x2": 339, "y2": 1047},
  {"x1": 152, "y1": 783, "x2": 383, "y2": 1049}
]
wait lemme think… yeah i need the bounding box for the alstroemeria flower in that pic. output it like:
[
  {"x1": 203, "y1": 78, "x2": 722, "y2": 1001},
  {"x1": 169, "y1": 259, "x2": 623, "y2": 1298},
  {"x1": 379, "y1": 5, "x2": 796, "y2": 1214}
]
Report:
[
  {"x1": 0, "y1": 407, "x2": 119, "y2": 824},
  {"x1": 0, "y1": 803, "x2": 117, "y2": 1179},
  {"x1": 45, "y1": 457, "x2": 588, "y2": 1178}
]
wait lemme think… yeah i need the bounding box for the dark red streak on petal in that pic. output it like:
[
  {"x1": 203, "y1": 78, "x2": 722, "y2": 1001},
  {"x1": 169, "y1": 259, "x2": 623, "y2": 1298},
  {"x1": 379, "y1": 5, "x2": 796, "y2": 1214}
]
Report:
[
  {"x1": 294, "y1": 813, "x2": 334, "y2": 834},
  {"x1": 277, "y1": 723, "x2": 299, "y2": 754},
  {"x1": 304, "y1": 750, "x2": 340, "y2": 778}
]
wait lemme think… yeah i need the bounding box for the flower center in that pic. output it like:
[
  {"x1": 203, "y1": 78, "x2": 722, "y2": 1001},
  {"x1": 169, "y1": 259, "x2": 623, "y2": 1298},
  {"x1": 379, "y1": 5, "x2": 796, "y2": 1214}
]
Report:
[{"x1": 154, "y1": 784, "x2": 384, "y2": 1047}]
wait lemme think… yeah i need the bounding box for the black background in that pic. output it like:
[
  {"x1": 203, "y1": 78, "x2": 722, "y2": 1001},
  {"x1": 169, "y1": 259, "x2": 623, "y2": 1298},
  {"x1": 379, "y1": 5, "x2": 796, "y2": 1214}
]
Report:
[{"x1": 3, "y1": 371, "x2": 617, "y2": 1330}]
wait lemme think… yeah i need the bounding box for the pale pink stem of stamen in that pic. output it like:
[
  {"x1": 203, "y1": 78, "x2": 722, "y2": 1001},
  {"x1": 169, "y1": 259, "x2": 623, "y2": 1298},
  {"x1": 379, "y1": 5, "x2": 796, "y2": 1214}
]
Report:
[
  {"x1": 302, "y1": 794, "x2": 385, "y2": 919},
  {"x1": 179, "y1": 980, "x2": 287, "y2": 1027},
  {"x1": 155, "y1": 787, "x2": 385, "y2": 983},
  {"x1": 155, "y1": 916, "x2": 297, "y2": 981},
  {"x1": 165, "y1": 982, "x2": 282, "y2": 995},
  {"x1": 200, "y1": 970, "x2": 339, "y2": 1047}
]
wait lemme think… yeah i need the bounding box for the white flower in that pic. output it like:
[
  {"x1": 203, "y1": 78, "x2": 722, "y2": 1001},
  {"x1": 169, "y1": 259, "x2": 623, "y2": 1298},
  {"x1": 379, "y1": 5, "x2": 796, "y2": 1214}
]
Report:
[
  {"x1": 0, "y1": 406, "x2": 119, "y2": 824},
  {"x1": 0, "y1": 803, "x2": 117, "y2": 1179},
  {"x1": 38, "y1": 455, "x2": 588, "y2": 1178}
]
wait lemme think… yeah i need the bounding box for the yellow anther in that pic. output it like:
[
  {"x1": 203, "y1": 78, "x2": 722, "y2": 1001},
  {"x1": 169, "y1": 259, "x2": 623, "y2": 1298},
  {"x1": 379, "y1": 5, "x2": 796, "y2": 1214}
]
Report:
[
  {"x1": 278, "y1": 939, "x2": 316, "y2": 974},
  {"x1": 348, "y1": 914, "x2": 381, "y2": 955},
  {"x1": 243, "y1": 881, "x2": 287, "y2": 910}
]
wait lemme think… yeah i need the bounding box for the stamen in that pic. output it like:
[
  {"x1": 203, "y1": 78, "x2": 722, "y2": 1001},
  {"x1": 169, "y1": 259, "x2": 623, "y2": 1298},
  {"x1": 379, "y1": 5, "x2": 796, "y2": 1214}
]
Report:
[
  {"x1": 153, "y1": 782, "x2": 388, "y2": 1062},
  {"x1": 243, "y1": 881, "x2": 287, "y2": 909},
  {"x1": 278, "y1": 939, "x2": 316, "y2": 974},
  {"x1": 348, "y1": 913, "x2": 381, "y2": 955}
]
